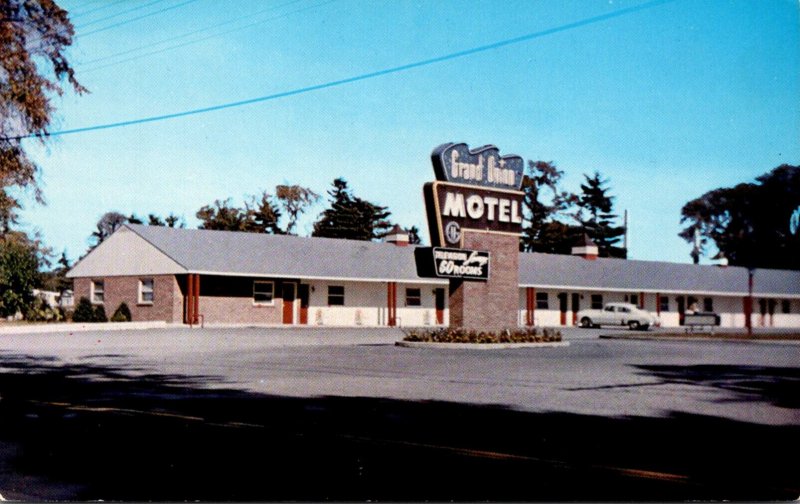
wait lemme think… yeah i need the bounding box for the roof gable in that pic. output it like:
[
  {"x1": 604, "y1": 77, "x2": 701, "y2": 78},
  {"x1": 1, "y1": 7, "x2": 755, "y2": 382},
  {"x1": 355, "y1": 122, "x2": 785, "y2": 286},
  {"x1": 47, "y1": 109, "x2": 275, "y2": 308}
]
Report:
[{"x1": 67, "y1": 227, "x2": 186, "y2": 278}]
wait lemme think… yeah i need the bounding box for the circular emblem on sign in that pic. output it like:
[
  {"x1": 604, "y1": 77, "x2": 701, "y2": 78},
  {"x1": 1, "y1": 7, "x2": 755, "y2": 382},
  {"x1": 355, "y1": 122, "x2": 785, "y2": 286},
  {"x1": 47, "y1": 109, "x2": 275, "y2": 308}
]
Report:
[{"x1": 444, "y1": 221, "x2": 461, "y2": 244}]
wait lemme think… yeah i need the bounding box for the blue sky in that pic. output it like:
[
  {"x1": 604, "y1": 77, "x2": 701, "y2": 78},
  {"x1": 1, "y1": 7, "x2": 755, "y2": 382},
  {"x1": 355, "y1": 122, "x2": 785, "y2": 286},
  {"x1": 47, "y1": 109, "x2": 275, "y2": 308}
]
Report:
[{"x1": 20, "y1": 0, "x2": 800, "y2": 265}]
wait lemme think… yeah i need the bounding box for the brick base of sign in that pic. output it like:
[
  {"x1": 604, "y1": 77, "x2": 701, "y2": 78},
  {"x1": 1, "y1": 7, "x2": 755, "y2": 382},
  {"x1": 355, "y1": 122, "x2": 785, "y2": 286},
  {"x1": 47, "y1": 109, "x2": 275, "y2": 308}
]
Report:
[{"x1": 448, "y1": 231, "x2": 520, "y2": 330}]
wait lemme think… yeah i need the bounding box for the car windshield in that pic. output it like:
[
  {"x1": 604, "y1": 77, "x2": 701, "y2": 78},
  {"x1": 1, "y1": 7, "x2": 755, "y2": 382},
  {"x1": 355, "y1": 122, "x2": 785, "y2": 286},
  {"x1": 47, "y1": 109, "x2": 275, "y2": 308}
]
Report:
[{"x1": 604, "y1": 306, "x2": 614, "y2": 312}]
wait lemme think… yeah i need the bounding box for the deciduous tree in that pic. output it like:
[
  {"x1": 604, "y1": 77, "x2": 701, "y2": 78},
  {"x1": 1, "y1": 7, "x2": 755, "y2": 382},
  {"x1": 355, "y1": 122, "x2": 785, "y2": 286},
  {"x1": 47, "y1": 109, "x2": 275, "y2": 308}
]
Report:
[
  {"x1": 680, "y1": 164, "x2": 800, "y2": 269},
  {"x1": 1, "y1": 0, "x2": 86, "y2": 231},
  {"x1": 276, "y1": 184, "x2": 319, "y2": 235}
]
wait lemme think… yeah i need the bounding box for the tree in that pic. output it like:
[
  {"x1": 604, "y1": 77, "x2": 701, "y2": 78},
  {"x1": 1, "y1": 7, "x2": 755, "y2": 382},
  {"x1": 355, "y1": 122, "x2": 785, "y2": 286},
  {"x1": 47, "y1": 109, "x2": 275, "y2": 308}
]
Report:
[
  {"x1": 405, "y1": 225, "x2": 422, "y2": 245},
  {"x1": 111, "y1": 302, "x2": 131, "y2": 322},
  {"x1": 197, "y1": 192, "x2": 283, "y2": 233},
  {"x1": 576, "y1": 171, "x2": 626, "y2": 258},
  {"x1": 40, "y1": 249, "x2": 70, "y2": 295},
  {"x1": 312, "y1": 178, "x2": 392, "y2": 241},
  {"x1": 680, "y1": 164, "x2": 800, "y2": 269},
  {"x1": 519, "y1": 160, "x2": 580, "y2": 253},
  {"x1": 245, "y1": 192, "x2": 283, "y2": 234},
  {"x1": 1, "y1": 0, "x2": 86, "y2": 232},
  {"x1": 0, "y1": 231, "x2": 46, "y2": 318},
  {"x1": 71, "y1": 297, "x2": 94, "y2": 322},
  {"x1": 275, "y1": 184, "x2": 319, "y2": 235},
  {"x1": 90, "y1": 211, "x2": 128, "y2": 248}
]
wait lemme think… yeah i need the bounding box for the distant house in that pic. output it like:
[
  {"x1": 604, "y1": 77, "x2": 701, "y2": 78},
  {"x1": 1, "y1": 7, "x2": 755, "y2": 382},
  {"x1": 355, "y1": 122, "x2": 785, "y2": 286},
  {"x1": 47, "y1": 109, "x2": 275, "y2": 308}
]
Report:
[{"x1": 67, "y1": 224, "x2": 800, "y2": 328}]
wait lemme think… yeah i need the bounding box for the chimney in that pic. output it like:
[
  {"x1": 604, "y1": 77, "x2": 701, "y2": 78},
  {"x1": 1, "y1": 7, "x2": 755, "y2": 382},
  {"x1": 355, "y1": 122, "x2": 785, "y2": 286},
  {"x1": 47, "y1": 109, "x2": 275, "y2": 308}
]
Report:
[
  {"x1": 385, "y1": 224, "x2": 410, "y2": 246},
  {"x1": 572, "y1": 234, "x2": 599, "y2": 260}
]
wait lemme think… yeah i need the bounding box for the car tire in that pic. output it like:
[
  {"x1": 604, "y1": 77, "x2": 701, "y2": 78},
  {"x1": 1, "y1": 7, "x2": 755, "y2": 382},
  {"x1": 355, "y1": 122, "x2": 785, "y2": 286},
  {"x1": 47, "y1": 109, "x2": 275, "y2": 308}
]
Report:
[
  {"x1": 580, "y1": 317, "x2": 593, "y2": 328},
  {"x1": 628, "y1": 320, "x2": 640, "y2": 330}
]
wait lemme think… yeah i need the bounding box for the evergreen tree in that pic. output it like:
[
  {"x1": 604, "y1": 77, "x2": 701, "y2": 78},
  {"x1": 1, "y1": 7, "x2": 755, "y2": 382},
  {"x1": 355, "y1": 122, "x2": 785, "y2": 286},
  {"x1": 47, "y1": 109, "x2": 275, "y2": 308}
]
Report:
[
  {"x1": 71, "y1": 297, "x2": 94, "y2": 322},
  {"x1": 312, "y1": 178, "x2": 392, "y2": 241},
  {"x1": 576, "y1": 172, "x2": 626, "y2": 258},
  {"x1": 111, "y1": 302, "x2": 132, "y2": 322}
]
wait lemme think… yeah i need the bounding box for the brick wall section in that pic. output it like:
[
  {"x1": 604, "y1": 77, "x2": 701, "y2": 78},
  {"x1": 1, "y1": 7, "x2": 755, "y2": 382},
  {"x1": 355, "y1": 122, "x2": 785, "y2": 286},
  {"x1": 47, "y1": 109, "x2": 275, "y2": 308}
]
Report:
[
  {"x1": 198, "y1": 297, "x2": 283, "y2": 325},
  {"x1": 449, "y1": 232, "x2": 520, "y2": 330},
  {"x1": 73, "y1": 275, "x2": 182, "y2": 322}
]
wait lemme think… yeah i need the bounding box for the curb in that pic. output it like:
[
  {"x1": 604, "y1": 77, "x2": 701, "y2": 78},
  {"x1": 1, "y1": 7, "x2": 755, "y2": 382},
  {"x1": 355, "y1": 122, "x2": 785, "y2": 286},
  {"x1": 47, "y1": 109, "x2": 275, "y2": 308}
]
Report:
[
  {"x1": 396, "y1": 340, "x2": 569, "y2": 350},
  {"x1": 0, "y1": 321, "x2": 171, "y2": 335},
  {"x1": 599, "y1": 334, "x2": 800, "y2": 345}
]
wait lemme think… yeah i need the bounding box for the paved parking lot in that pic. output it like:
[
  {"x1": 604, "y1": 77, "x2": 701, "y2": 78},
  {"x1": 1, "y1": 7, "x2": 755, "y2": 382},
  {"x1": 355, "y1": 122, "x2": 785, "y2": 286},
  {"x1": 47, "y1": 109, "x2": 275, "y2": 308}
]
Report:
[{"x1": 0, "y1": 325, "x2": 798, "y2": 500}]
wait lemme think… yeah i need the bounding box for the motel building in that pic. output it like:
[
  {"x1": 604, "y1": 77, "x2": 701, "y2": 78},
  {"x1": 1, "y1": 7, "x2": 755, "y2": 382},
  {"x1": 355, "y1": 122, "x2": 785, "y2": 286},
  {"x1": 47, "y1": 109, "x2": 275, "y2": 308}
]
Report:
[{"x1": 67, "y1": 223, "x2": 800, "y2": 329}]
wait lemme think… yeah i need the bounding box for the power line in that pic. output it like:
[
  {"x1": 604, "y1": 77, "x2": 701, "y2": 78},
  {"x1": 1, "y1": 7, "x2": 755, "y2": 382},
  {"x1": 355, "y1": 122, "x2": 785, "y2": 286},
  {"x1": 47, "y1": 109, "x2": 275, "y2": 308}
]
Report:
[
  {"x1": 76, "y1": 0, "x2": 167, "y2": 29},
  {"x1": 78, "y1": 0, "x2": 308, "y2": 69},
  {"x1": 79, "y1": 0, "x2": 201, "y2": 38},
  {"x1": 4, "y1": 0, "x2": 676, "y2": 141},
  {"x1": 69, "y1": 0, "x2": 129, "y2": 19}
]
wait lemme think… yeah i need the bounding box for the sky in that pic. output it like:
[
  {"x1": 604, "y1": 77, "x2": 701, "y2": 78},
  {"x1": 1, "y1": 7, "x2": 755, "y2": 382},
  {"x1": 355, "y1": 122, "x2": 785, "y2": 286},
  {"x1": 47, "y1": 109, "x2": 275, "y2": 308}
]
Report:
[{"x1": 18, "y1": 0, "x2": 800, "y2": 265}]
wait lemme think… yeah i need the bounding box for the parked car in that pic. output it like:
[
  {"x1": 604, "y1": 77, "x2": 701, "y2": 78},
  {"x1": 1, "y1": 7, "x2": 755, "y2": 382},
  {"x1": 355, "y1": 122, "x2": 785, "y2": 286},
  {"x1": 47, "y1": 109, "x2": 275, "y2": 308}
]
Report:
[{"x1": 577, "y1": 302, "x2": 658, "y2": 330}]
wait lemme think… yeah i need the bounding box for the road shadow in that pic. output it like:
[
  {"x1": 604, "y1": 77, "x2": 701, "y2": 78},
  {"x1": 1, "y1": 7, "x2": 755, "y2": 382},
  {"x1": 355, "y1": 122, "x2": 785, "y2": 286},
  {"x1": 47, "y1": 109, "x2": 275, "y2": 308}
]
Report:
[
  {"x1": 635, "y1": 364, "x2": 800, "y2": 409},
  {"x1": 0, "y1": 354, "x2": 797, "y2": 501}
]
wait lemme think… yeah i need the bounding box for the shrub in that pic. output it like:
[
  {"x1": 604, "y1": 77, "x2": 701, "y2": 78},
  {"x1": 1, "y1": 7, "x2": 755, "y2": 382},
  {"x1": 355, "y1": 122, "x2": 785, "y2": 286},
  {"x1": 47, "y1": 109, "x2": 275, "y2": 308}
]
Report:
[
  {"x1": 111, "y1": 302, "x2": 132, "y2": 322},
  {"x1": 72, "y1": 297, "x2": 95, "y2": 322},
  {"x1": 92, "y1": 304, "x2": 107, "y2": 323},
  {"x1": 403, "y1": 327, "x2": 562, "y2": 344}
]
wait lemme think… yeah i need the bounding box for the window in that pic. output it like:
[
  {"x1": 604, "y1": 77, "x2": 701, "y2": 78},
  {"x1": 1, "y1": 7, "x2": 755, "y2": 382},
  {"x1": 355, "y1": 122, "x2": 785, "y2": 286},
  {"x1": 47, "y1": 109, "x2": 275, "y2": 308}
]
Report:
[
  {"x1": 703, "y1": 297, "x2": 714, "y2": 313},
  {"x1": 253, "y1": 281, "x2": 274, "y2": 305},
  {"x1": 782, "y1": 300, "x2": 791, "y2": 314},
  {"x1": 406, "y1": 288, "x2": 421, "y2": 307},
  {"x1": 328, "y1": 285, "x2": 345, "y2": 306},
  {"x1": 591, "y1": 294, "x2": 603, "y2": 309},
  {"x1": 535, "y1": 292, "x2": 548, "y2": 309},
  {"x1": 91, "y1": 280, "x2": 104, "y2": 304},
  {"x1": 619, "y1": 306, "x2": 631, "y2": 313},
  {"x1": 659, "y1": 296, "x2": 670, "y2": 312},
  {"x1": 139, "y1": 279, "x2": 154, "y2": 304},
  {"x1": 604, "y1": 305, "x2": 615, "y2": 312},
  {"x1": 629, "y1": 294, "x2": 639, "y2": 307}
]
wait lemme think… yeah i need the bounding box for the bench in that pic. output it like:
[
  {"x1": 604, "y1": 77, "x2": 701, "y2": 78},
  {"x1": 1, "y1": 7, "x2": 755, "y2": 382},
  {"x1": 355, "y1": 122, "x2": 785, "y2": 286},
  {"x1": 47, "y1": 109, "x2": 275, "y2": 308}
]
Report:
[{"x1": 683, "y1": 312, "x2": 721, "y2": 333}]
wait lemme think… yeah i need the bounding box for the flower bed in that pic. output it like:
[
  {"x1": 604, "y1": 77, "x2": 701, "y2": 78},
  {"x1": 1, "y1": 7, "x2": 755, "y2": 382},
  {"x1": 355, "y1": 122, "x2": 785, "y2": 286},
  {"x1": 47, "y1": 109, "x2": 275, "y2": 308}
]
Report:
[{"x1": 403, "y1": 327, "x2": 562, "y2": 344}]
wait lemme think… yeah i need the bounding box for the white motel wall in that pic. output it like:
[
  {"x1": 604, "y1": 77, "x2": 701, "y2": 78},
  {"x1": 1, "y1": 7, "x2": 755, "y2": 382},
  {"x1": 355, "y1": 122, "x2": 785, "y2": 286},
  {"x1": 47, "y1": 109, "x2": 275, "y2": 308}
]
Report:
[
  {"x1": 303, "y1": 280, "x2": 448, "y2": 327},
  {"x1": 516, "y1": 289, "x2": 800, "y2": 329},
  {"x1": 67, "y1": 225, "x2": 800, "y2": 330}
]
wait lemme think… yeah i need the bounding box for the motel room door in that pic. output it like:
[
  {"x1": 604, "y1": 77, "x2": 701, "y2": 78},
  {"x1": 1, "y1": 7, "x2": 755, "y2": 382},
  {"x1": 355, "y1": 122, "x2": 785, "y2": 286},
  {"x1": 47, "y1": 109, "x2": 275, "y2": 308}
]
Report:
[
  {"x1": 298, "y1": 284, "x2": 309, "y2": 325},
  {"x1": 434, "y1": 288, "x2": 445, "y2": 325},
  {"x1": 282, "y1": 283, "x2": 296, "y2": 325},
  {"x1": 558, "y1": 293, "x2": 568, "y2": 326}
]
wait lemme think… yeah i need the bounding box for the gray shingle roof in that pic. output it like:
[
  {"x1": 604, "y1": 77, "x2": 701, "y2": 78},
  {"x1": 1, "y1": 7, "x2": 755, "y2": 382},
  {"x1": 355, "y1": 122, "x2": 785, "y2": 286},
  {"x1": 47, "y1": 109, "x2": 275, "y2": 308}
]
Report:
[
  {"x1": 122, "y1": 225, "x2": 800, "y2": 296},
  {"x1": 126, "y1": 224, "x2": 443, "y2": 284},
  {"x1": 519, "y1": 252, "x2": 800, "y2": 297}
]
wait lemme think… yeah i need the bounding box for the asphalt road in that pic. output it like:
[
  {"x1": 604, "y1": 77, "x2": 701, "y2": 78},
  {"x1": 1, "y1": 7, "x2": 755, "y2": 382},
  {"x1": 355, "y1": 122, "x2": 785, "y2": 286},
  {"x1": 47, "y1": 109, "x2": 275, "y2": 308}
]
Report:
[{"x1": 0, "y1": 326, "x2": 798, "y2": 500}]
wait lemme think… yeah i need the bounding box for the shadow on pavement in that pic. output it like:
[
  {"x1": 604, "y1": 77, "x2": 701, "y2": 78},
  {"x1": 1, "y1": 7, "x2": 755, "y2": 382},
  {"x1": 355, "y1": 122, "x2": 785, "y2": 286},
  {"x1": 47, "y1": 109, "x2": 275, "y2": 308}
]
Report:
[
  {"x1": 0, "y1": 354, "x2": 797, "y2": 501},
  {"x1": 636, "y1": 364, "x2": 800, "y2": 409}
]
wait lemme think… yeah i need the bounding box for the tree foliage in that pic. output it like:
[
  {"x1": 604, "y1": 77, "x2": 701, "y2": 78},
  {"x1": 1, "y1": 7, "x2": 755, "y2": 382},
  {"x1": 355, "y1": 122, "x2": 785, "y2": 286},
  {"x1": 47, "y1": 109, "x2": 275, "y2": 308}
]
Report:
[
  {"x1": 196, "y1": 192, "x2": 283, "y2": 234},
  {"x1": 0, "y1": 231, "x2": 46, "y2": 317},
  {"x1": 1, "y1": 0, "x2": 86, "y2": 231},
  {"x1": 680, "y1": 164, "x2": 800, "y2": 269},
  {"x1": 576, "y1": 171, "x2": 626, "y2": 258},
  {"x1": 275, "y1": 184, "x2": 319, "y2": 235},
  {"x1": 312, "y1": 178, "x2": 392, "y2": 241},
  {"x1": 519, "y1": 163, "x2": 626, "y2": 258},
  {"x1": 519, "y1": 160, "x2": 579, "y2": 253}
]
